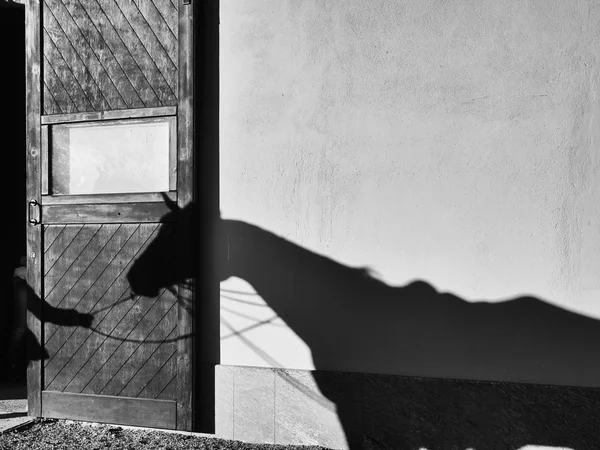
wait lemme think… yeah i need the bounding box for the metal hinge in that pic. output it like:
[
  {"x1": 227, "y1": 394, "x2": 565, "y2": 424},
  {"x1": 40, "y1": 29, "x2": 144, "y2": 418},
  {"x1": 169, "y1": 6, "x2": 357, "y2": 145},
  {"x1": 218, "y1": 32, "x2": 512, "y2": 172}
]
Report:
[{"x1": 183, "y1": 0, "x2": 191, "y2": 4}]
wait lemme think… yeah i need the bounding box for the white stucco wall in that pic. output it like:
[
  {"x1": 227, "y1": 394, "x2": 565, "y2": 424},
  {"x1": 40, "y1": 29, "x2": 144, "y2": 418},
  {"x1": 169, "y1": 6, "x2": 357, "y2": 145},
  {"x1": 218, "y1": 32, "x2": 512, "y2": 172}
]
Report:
[{"x1": 219, "y1": 0, "x2": 600, "y2": 385}]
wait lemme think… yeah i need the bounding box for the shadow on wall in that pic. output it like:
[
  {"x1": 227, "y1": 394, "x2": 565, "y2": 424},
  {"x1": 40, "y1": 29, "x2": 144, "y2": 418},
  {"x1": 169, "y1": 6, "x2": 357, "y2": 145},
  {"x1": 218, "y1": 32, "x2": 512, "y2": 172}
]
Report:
[{"x1": 128, "y1": 197, "x2": 600, "y2": 449}]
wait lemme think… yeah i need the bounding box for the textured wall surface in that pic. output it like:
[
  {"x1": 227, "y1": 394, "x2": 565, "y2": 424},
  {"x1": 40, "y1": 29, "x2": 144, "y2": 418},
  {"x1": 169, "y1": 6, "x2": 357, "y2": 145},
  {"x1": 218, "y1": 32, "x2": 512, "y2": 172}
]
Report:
[{"x1": 220, "y1": 0, "x2": 600, "y2": 386}]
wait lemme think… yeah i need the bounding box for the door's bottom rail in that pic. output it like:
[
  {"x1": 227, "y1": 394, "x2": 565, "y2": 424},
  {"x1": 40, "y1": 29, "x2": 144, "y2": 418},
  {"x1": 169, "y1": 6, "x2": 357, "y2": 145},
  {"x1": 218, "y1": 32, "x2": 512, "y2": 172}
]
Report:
[{"x1": 41, "y1": 391, "x2": 176, "y2": 429}]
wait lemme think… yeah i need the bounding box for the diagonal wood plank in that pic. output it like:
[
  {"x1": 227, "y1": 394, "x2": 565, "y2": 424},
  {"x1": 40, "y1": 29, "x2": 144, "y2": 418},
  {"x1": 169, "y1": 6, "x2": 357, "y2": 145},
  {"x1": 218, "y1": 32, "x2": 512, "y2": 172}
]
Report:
[
  {"x1": 43, "y1": 55, "x2": 78, "y2": 113},
  {"x1": 44, "y1": 225, "x2": 84, "y2": 277},
  {"x1": 45, "y1": 225, "x2": 103, "y2": 298},
  {"x1": 48, "y1": 267, "x2": 165, "y2": 393},
  {"x1": 48, "y1": 289, "x2": 160, "y2": 392},
  {"x1": 43, "y1": 29, "x2": 95, "y2": 112},
  {"x1": 80, "y1": 294, "x2": 176, "y2": 396},
  {"x1": 44, "y1": 0, "x2": 129, "y2": 110},
  {"x1": 120, "y1": 337, "x2": 177, "y2": 398},
  {"x1": 43, "y1": 224, "x2": 66, "y2": 253},
  {"x1": 138, "y1": 350, "x2": 176, "y2": 399},
  {"x1": 149, "y1": 0, "x2": 177, "y2": 38},
  {"x1": 133, "y1": 0, "x2": 178, "y2": 68},
  {"x1": 43, "y1": 224, "x2": 143, "y2": 366},
  {"x1": 43, "y1": 0, "x2": 178, "y2": 112},
  {"x1": 43, "y1": 224, "x2": 161, "y2": 389},
  {"x1": 102, "y1": 308, "x2": 177, "y2": 397},
  {"x1": 69, "y1": 0, "x2": 144, "y2": 109},
  {"x1": 156, "y1": 374, "x2": 176, "y2": 401},
  {"x1": 76, "y1": 0, "x2": 161, "y2": 107},
  {"x1": 43, "y1": 82, "x2": 63, "y2": 114},
  {"x1": 43, "y1": 4, "x2": 109, "y2": 111},
  {"x1": 111, "y1": 0, "x2": 177, "y2": 98},
  {"x1": 72, "y1": 0, "x2": 148, "y2": 108},
  {"x1": 55, "y1": 293, "x2": 150, "y2": 393},
  {"x1": 98, "y1": 0, "x2": 177, "y2": 105},
  {"x1": 44, "y1": 225, "x2": 119, "y2": 342}
]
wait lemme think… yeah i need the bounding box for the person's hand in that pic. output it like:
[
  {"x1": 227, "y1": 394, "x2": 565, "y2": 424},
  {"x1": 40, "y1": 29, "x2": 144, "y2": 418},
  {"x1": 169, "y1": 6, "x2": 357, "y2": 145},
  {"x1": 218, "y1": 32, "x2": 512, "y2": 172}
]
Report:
[
  {"x1": 78, "y1": 312, "x2": 94, "y2": 328},
  {"x1": 63, "y1": 309, "x2": 94, "y2": 328}
]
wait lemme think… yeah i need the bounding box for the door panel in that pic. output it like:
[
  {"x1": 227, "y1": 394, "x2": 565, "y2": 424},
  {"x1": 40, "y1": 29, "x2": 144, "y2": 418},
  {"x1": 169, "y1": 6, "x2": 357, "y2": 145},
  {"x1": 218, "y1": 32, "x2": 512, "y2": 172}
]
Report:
[
  {"x1": 39, "y1": 224, "x2": 181, "y2": 426},
  {"x1": 26, "y1": 0, "x2": 194, "y2": 430},
  {"x1": 41, "y1": 0, "x2": 179, "y2": 114},
  {"x1": 41, "y1": 224, "x2": 177, "y2": 396}
]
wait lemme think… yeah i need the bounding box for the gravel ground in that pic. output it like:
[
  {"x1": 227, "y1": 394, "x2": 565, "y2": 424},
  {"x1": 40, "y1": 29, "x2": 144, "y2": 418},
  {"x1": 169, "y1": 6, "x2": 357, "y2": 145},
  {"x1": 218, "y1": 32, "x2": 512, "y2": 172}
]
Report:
[{"x1": 0, "y1": 419, "x2": 333, "y2": 450}]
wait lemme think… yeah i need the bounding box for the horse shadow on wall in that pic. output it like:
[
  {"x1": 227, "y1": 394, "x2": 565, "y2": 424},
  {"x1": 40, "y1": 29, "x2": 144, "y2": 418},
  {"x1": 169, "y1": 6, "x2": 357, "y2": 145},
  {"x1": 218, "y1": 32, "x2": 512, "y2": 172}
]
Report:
[{"x1": 127, "y1": 196, "x2": 600, "y2": 450}]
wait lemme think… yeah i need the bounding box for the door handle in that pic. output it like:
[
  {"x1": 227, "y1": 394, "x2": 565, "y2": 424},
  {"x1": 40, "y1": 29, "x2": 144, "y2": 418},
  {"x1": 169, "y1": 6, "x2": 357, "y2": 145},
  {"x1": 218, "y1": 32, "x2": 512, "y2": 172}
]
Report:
[{"x1": 28, "y1": 199, "x2": 41, "y2": 226}]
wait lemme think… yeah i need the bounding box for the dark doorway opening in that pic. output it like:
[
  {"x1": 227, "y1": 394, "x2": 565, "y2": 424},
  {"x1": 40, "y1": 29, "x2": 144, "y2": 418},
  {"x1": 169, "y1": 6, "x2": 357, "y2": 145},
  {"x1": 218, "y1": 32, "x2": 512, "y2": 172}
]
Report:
[{"x1": 0, "y1": 3, "x2": 27, "y2": 380}]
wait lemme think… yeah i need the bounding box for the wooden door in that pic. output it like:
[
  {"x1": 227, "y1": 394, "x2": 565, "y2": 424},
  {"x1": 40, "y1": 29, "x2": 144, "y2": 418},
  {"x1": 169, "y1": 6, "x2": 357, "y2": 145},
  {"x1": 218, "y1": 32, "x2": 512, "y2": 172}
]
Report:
[{"x1": 25, "y1": 0, "x2": 195, "y2": 430}]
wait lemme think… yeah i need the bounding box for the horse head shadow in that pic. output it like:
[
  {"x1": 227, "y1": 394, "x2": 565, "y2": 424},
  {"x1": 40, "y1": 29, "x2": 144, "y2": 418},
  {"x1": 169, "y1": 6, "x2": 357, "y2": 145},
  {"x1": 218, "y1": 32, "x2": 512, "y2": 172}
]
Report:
[
  {"x1": 127, "y1": 194, "x2": 196, "y2": 308},
  {"x1": 127, "y1": 198, "x2": 600, "y2": 449}
]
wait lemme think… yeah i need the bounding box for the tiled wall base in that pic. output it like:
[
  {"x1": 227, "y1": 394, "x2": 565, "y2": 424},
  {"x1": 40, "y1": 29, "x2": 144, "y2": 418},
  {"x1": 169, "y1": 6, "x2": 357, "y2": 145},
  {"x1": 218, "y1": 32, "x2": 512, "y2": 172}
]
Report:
[{"x1": 215, "y1": 364, "x2": 600, "y2": 450}]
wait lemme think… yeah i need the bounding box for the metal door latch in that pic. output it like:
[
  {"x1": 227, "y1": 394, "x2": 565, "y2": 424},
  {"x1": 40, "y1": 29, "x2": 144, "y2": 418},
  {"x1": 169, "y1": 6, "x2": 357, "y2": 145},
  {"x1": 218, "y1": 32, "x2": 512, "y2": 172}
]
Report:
[{"x1": 28, "y1": 199, "x2": 41, "y2": 226}]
